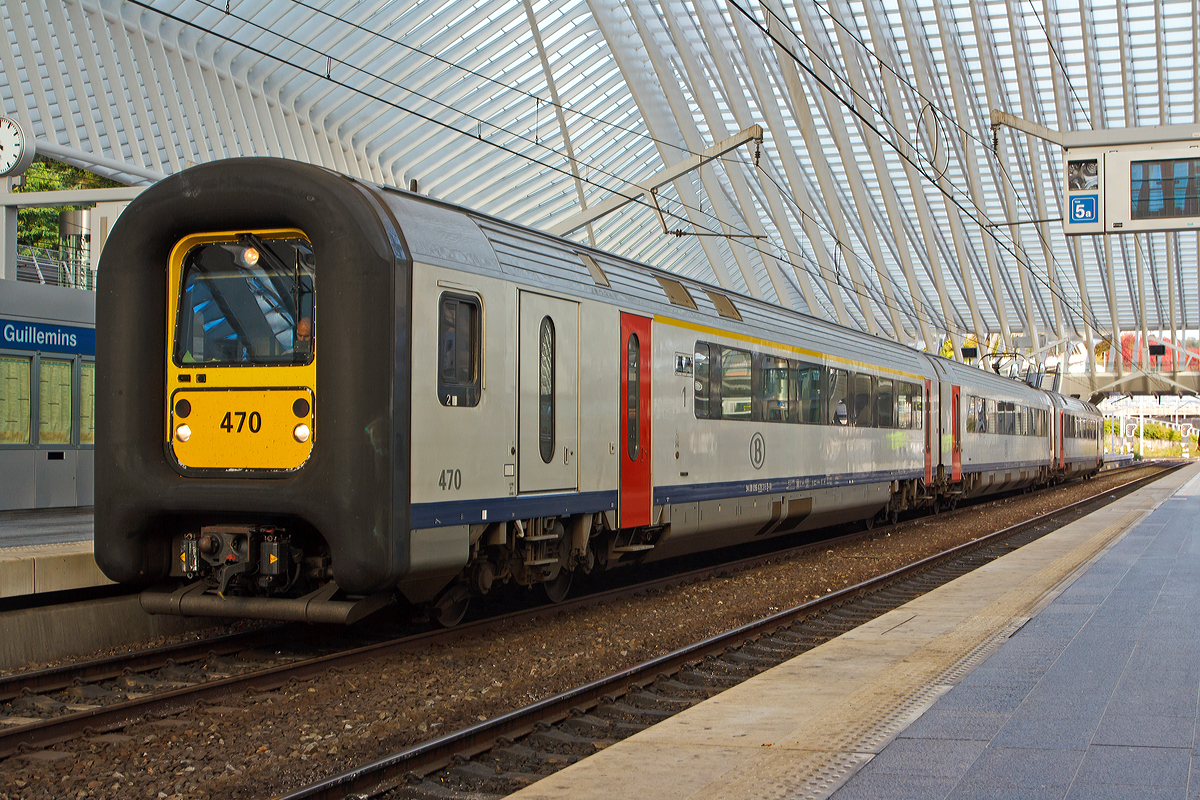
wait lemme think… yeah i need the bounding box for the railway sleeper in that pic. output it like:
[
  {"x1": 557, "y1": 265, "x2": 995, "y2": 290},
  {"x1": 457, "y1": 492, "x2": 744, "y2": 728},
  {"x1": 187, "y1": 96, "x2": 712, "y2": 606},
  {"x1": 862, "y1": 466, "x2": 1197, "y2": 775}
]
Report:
[
  {"x1": 701, "y1": 657, "x2": 755, "y2": 678},
  {"x1": 625, "y1": 691, "x2": 695, "y2": 712},
  {"x1": 650, "y1": 678, "x2": 720, "y2": 699},
  {"x1": 723, "y1": 651, "x2": 779, "y2": 670},
  {"x1": 742, "y1": 640, "x2": 803, "y2": 658},
  {"x1": 63, "y1": 683, "x2": 121, "y2": 701},
  {"x1": 593, "y1": 700, "x2": 674, "y2": 723},
  {"x1": 527, "y1": 728, "x2": 605, "y2": 755},
  {"x1": 559, "y1": 714, "x2": 614, "y2": 737},
  {"x1": 399, "y1": 780, "x2": 503, "y2": 800},
  {"x1": 676, "y1": 669, "x2": 742, "y2": 688},
  {"x1": 490, "y1": 743, "x2": 541, "y2": 767}
]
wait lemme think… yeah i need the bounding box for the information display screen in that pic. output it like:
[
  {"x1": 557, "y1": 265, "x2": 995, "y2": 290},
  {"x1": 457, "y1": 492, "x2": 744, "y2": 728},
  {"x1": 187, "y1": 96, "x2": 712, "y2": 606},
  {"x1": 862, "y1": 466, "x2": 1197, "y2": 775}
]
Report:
[{"x1": 1130, "y1": 156, "x2": 1200, "y2": 220}]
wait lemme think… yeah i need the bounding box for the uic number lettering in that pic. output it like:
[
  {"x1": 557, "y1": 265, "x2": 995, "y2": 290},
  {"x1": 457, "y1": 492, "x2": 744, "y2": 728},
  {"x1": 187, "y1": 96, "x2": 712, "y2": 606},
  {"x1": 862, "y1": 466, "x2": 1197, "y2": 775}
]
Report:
[
  {"x1": 438, "y1": 468, "x2": 463, "y2": 490},
  {"x1": 220, "y1": 411, "x2": 263, "y2": 433}
]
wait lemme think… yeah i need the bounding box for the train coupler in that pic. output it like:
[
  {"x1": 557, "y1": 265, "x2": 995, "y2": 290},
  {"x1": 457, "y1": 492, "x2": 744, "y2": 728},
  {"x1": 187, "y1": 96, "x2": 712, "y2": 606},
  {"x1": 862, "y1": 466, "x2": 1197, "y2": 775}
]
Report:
[{"x1": 176, "y1": 524, "x2": 296, "y2": 595}]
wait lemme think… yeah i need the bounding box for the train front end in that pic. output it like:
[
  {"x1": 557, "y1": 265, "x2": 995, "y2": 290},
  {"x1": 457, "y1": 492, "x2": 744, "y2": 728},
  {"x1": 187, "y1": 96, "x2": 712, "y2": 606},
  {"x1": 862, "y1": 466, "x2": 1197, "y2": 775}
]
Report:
[
  {"x1": 165, "y1": 231, "x2": 319, "y2": 596},
  {"x1": 95, "y1": 159, "x2": 412, "y2": 623}
]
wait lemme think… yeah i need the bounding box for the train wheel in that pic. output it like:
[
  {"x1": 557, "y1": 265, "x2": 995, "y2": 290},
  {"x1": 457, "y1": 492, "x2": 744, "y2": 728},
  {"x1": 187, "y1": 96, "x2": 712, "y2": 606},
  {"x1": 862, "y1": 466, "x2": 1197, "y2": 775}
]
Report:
[
  {"x1": 863, "y1": 515, "x2": 875, "y2": 531},
  {"x1": 431, "y1": 584, "x2": 471, "y2": 628},
  {"x1": 542, "y1": 568, "x2": 573, "y2": 603},
  {"x1": 931, "y1": 497, "x2": 941, "y2": 515},
  {"x1": 888, "y1": 509, "x2": 899, "y2": 526}
]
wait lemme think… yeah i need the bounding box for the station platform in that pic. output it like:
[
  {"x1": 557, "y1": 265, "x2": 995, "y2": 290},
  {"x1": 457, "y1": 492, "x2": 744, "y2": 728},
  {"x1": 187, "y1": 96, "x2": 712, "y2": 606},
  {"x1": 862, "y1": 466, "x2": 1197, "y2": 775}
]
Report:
[
  {"x1": 511, "y1": 463, "x2": 1200, "y2": 800},
  {"x1": 0, "y1": 507, "x2": 108, "y2": 598}
]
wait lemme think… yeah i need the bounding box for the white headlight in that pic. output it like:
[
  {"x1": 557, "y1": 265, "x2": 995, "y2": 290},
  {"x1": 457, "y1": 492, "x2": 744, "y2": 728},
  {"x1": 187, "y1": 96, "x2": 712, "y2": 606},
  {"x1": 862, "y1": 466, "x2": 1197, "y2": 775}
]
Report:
[
  {"x1": 242, "y1": 246, "x2": 260, "y2": 266},
  {"x1": 293, "y1": 423, "x2": 310, "y2": 443},
  {"x1": 176, "y1": 424, "x2": 191, "y2": 442}
]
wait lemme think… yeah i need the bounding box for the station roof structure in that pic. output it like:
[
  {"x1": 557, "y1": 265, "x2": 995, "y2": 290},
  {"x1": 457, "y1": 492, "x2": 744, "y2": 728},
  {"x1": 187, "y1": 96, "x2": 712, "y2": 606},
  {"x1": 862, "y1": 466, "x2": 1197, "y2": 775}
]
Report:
[{"x1": 2, "y1": 0, "x2": 1198, "y2": 374}]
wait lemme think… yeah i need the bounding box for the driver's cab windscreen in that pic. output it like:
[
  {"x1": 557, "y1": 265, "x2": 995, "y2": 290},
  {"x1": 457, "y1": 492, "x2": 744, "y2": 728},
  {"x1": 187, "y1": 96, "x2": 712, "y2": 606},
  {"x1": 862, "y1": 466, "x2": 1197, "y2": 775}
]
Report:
[{"x1": 173, "y1": 237, "x2": 314, "y2": 366}]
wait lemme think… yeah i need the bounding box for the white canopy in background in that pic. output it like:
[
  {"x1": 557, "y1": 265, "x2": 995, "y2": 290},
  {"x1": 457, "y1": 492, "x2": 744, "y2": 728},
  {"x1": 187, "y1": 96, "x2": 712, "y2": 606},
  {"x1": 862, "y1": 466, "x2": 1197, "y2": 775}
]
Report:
[{"x1": 2, "y1": 0, "x2": 1197, "y2": 369}]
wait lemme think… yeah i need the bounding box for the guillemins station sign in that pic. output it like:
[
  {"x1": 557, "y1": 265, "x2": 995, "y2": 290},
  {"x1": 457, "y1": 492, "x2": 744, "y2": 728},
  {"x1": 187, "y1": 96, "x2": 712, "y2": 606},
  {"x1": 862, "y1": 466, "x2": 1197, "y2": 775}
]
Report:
[{"x1": 1, "y1": 319, "x2": 95, "y2": 356}]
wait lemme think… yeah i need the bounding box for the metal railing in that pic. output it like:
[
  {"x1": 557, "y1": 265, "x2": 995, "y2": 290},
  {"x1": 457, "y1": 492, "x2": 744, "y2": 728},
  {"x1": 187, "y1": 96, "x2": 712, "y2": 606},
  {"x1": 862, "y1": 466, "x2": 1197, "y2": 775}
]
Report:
[{"x1": 14, "y1": 245, "x2": 97, "y2": 290}]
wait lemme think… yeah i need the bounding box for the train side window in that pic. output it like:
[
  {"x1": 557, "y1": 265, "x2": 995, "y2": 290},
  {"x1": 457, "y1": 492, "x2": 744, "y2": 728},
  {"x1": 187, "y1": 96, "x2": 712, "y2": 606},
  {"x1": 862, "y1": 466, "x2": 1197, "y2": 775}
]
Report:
[
  {"x1": 627, "y1": 332, "x2": 640, "y2": 459},
  {"x1": 851, "y1": 373, "x2": 873, "y2": 428},
  {"x1": 438, "y1": 293, "x2": 482, "y2": 407},
  {"x1": 965, "y1": 395, "x2": 977, "y2": 434},
  {"x1": 986, "y1": 399, "x2": 997, "y2": 435},
  {"x1": 796, "y1": 362, "x2": 823, "y2": 424},
  {"x1": 694, "y1": 343, "x2": 711, "y2": 419},
  {"x1": 721, "y1": 348, "x2": 752, "y2": 420},
  {"x1": 80, "y1": 361, "x2": 96, "y2": 446},
  {"x1": 540, "y1": 317, "x2": 556, "y2": 464},
  {"x1": 827, "y1": 368, "x2": 849, "y2": 425},
  {"x1": 39, "y1": 358, "x2": 73, "y2": 445},
  {"x1": 0, "y1": 355, "x2": 32, "y2": 445},
  {"x1": 759, "y1": 355, "x2": 789, "y2": 423},
  {"x1": 897, "y1": 382, "x2": 913, "y2": 430},
  {"x1": 628, "y1": 331, "x2": 638, "y2": 455},
  {"x1": 875, "y1": 378, "x2": 894, "y2": 428},
  {"x1": 913, "y1": 383, "x2": 923, "y2": 430}
]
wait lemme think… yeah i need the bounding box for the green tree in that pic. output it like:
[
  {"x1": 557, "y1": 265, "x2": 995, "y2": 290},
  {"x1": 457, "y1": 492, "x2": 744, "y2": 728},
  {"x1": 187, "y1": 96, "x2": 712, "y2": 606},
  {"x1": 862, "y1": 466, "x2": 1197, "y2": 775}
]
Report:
[{"x1": 14, "y1": 157, "x2": 121, "y2": 249}]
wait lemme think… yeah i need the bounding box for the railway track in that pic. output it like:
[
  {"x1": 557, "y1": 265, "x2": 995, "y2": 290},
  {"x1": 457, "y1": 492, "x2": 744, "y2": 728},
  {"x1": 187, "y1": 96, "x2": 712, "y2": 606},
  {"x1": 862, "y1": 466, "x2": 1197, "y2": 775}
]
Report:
[
  {"x1": 272, "y1": 462, "x2": 1180, "y2": 800},
  {"x1": 0, "y1": 463, "x2": 1164, "y2": 764}
]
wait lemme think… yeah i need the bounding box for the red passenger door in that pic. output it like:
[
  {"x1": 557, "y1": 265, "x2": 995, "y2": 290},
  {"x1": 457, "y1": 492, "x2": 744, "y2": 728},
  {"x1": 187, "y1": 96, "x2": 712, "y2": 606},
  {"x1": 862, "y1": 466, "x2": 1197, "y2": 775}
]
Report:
[
  {"x1": 619, "y1": 313, "x2": 652, "y2": 527},
  {"x1": 951, "y1": 385, "x2": 962, "y2": 482},
  {"x1": 924, "y1": 379, "x2": 933, "y2": 485},
  {"x1": 1059, "y1": 411, "x2": 1065, "y2": 469}
]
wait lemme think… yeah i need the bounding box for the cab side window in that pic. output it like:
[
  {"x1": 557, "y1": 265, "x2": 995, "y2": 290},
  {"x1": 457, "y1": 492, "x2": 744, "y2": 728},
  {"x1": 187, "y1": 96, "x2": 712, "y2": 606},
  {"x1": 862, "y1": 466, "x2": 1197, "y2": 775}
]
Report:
[{"x1": 437, "y1": 293, "x2": 481, "y2": 407}]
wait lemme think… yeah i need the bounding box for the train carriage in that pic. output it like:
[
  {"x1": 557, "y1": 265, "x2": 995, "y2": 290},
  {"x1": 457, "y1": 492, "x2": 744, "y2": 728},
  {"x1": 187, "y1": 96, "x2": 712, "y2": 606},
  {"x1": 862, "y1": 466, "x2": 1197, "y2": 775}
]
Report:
[
  {"x1": 95, "y1": 158, "x2": 1103, "y2": 625},
  {"x1": 1051, "y1": 393, "x2": 1105, "y2": 479},
  {"x1": 930, "y1": 357, "x2": 1058, "y2": 500}
]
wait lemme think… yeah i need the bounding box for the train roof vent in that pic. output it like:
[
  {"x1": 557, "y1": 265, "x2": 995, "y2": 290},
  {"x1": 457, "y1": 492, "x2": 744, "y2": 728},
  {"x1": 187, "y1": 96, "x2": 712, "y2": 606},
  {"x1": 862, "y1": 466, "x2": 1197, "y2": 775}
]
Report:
[
  {"x1": 654, "y1": 276, "x2": 697, "y2": 309},
  {"x1": 577, "y1": 252, "x2": 610, "y2": 287},
  {"x1": 705, "y1": 290, "x2": 741, "y2": 321}
]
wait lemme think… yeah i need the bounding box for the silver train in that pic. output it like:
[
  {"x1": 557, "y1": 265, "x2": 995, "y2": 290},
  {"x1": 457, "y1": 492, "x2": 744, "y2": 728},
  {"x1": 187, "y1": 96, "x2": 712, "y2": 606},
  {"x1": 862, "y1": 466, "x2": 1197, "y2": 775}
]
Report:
[{"x1": 95, "y1": 159, "x2": 1103, "y2": 624}]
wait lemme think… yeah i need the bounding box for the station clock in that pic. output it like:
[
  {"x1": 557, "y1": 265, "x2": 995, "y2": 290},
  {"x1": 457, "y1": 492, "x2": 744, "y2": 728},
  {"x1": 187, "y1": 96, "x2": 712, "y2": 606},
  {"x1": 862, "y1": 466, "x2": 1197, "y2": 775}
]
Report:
[{"x1": 0, "y1": 115, "x2": 36, "y2": 177}]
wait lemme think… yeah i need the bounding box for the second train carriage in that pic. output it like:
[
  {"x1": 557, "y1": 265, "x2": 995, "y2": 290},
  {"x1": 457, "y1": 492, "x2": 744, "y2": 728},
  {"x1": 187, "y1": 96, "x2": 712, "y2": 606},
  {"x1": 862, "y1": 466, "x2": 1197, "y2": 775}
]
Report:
[{"x1": 94, "y1": 158, "x2": 1103, "y2": 624}]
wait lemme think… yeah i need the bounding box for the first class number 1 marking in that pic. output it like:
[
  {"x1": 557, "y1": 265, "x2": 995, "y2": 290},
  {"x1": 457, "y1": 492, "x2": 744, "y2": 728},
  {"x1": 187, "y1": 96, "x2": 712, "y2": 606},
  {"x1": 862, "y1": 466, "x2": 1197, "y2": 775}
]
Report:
[{"x1": 220, "y1": 411, "x2": 262, "y2": 433}]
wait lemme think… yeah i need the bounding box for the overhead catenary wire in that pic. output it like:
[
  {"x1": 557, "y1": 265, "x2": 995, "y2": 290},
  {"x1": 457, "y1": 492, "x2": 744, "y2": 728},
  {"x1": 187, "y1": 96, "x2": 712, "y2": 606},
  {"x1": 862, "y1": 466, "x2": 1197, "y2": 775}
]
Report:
[
  {"x1": 729, "y1": 0, "x2": 1112, "y2": 343},
  {"x1": 132, "y1": 0, "x2": 1107, "y2": 352}
]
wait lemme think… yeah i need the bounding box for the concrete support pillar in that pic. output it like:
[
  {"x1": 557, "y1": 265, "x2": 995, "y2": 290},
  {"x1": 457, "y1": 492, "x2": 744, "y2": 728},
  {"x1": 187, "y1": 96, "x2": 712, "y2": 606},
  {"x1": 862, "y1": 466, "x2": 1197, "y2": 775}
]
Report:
[{"x1": 0, "y1": 203, "x2": 16, "y2": 281}]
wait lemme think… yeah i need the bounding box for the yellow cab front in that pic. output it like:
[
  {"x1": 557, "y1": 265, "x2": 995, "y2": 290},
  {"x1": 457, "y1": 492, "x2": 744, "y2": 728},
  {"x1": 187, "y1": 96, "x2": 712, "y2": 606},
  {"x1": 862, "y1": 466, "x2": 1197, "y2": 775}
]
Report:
[{"x1": 165, "y1": 230, "x2": 316, "y2": 473}]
